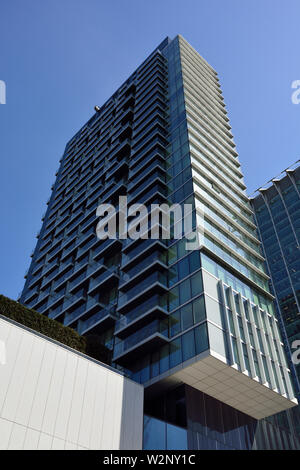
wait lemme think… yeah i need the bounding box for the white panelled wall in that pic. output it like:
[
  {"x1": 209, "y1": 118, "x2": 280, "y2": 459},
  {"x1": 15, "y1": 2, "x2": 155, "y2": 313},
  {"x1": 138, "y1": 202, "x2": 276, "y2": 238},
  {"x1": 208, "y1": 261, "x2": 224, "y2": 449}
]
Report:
[{"x1": 0, "y1": 316, "x2": 143, "y2": 450}]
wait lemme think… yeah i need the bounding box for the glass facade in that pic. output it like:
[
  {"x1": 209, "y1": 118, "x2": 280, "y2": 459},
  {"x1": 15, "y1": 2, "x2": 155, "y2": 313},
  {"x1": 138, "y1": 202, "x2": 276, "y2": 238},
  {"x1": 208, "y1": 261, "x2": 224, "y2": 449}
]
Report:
[
  {"x1": 251, "y1": 163, "x2": 300, "y2": 435},
  {"x1": 20, "y1": 36, "x2": 298, "y2": 448},
  {"x1": 144, "y1": 416, "x2": 188, "y2": 450},
  {"x1": 144, "y1": 385, "x2": 300, "y2": 450}
]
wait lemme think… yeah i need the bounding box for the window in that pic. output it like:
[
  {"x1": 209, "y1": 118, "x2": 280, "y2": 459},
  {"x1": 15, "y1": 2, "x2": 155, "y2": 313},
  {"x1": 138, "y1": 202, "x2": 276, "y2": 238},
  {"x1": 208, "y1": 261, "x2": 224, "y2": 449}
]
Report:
[
  {"x1": 160, "y1": 344, "x2": 169, "y2": 373},
  {"x1": 169, "y1": 338, "x2": 181, "y2": 368},
  {"x1": 179, "y1": 278, "x2": 190, "y2": 304},
  {"x1": 181, "y1": 303, "x2": 193, "y2": 331},
  {"x1": 195, "y1": 323, "x2": 209, "y2": 354},
  {"x1": 193, "y1": 295, "x2": 206, "y2": 323},
  {"x1": 182, "y1": 329, "x2": 195, "y2": 361},
  {"x1": 191, "y1": 271, "x2": 203, "y2": 297}
]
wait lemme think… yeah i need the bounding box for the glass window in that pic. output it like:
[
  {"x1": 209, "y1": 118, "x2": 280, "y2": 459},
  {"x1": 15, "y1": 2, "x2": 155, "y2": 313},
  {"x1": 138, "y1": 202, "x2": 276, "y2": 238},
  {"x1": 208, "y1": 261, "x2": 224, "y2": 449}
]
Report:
[
  {"x1": 151, "y1": 351, "x2": 160, "y2": 378},
  {"x1": 243, "y1": 301, "x2": 250, "y2": 320},
  {"x1": 169, "y1": 338, "x2": 182, "y2": 368},
  {"x1": 234, "y1": 295, "x2": 241, "y2": 314},
  {"x1": 169, "y1": 286, "x2": 179, "y2": 310},
  {"x1": 178, "y1": 256, "x2": 189, "y2": 279},
  {"x1": 201, "y1": 252, "x2": 217, "y2": 275},
  {"x1": 181, "y1": 303, "x2": 193, "y2": 331},
  {"x1": 179, "y1": 278, "x2": 191, "y2": 304},
  {"x1": 168, "y1": 266, "x2": 178, "y2": 286},
  {"x1": 242, "y1": 343, "x2": 250, "y2": 372},
  {"x1": 195, "y1": 323, "x2": 209, "y2": 354},
  {"x1": 232, "y1": 338, "x2": 240, "y2": 367},
  {"x1": 252, "y1": 350, "x2": 261, "y2": 380},
  {"x1": 225, "y1": 288, "x2": 232, "y2": 309},
  {"x1": 228, "y1": 311, "x2": 235, "y2": 335},
  {"x1": 160, "y1": 344, "x2": 170, "y2": 373},
  {"x1": 257, "y1": 329, "x2": 265, "y2": 353},
  {"x1": 193, "y1": 295, "x2": 206, "y2": 323},
  {"x1": 177, "y1": 238, "x2": 186, "y2": 259},
  {"x1": 248, "y1": 324, "x2": 255, "y2": 348},
  {"x1": 252, "y1": 307, "x2": 259, "y2": 327},
  {"x1": 262, "y1": 355, "x2": 271, "y2": 384},
  {"x1": 140, "y1": 356, "x2": 150, "y2": 383},
  {"x1": 191, "y1": 271, "x2": 203, "y2": 297},
  {"x1": 170, "y1": 309, "x2": 181, "y2": 337},
  {"x1": 238, "y1": 316, "x2": 246, "y2": 342},
  {"x1": 182, "y1": 329, "x2": 195, "y2": 361},
  {"x1": 189, "y1": 251, "x2": 200, "y2": 273},
  {"x1": 166, "y1": 423, "x2": 188, "y2": 450},
  {"x1": 143, "y1": 416, "x2": 166, "y2": 450}
]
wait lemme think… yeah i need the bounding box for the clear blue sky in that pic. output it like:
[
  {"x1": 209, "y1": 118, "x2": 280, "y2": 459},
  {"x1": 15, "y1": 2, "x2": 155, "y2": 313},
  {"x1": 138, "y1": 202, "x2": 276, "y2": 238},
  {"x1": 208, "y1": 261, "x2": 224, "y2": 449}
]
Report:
[{"x1": 0, "y1": 0, "x2": 299, "y2": 299}]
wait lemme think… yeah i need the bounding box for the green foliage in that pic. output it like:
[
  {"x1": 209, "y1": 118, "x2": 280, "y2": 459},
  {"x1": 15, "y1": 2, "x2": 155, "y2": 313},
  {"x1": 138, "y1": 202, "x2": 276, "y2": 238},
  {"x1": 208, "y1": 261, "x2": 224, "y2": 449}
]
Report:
[{"x1": 0, "y1": 295, "x2": 111, "y2": 365}]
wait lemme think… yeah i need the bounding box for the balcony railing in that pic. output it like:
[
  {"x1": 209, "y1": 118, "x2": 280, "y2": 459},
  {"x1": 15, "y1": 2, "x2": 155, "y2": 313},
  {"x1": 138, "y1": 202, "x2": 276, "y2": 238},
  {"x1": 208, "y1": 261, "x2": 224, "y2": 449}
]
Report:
[
  {"x1": 115, "y1": 295, "x2": 168, "y2": 336},
  {"x1": 128, "y1": 159, "x2": 165, "y2": 191},
  {"x1": 113, "y1": 319, "x2": 169, "y2": 362},
  {"x1": 63, "y1": 302, "x2": 86, "y2": 326},
  {"x1": 129, "y1": 151, "x2": 165, "y2": 181},
  {"x1": 108, "y1": 138, "x2": 131, "y2": 161},
  {"x1": 92, "y1": 237, "x2": 122, "y2": 259},
  {"x1": 78, "y1": 304, "x2": 117, "y2": 335},
  {"x1": 48, "y1": 304, "x2": 63, "y2": 320},
  {"x1": 101, "y1": 177, "x2": 127, "y2": 202},
  {"x1": 118, "y1": 271, "x2": 168, "y2": 311},
  {"x1": 68, "y1": 270, "x2": 87, "y2": 293},
  {"x1": 61, "y1": 292, "x2": 85, "y2": 314},
  {"x1": 88, "y1": 266, "x2": 119, "y2": 294},
  {"x1": 120, "y1": 256, "x2": 167, "y2": 286}
]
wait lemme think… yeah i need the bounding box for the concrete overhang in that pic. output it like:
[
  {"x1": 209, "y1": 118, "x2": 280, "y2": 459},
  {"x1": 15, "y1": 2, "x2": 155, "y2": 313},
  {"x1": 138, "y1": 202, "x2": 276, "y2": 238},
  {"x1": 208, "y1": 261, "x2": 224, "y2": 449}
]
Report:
[{"x1": 145, "y1": 350, "x2": 298, "y2": 420}]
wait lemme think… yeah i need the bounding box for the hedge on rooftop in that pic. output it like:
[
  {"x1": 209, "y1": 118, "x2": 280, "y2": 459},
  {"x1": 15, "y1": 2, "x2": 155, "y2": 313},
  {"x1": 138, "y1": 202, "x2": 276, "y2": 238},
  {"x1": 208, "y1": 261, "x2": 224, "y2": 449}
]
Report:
[{"x1": 0, "y1": 294, "x2": 112, "y2": 365}]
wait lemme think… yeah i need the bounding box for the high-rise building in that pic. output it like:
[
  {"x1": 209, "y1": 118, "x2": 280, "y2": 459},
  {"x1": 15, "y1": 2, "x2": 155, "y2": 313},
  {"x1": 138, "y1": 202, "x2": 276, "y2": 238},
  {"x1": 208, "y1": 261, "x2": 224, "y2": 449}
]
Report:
[
  {"x1": 250, "y1": 161, "x2": 300, "y2": 435},
  {"x1": 20, "y1": 36, "x2": 299, "y2": 449}
]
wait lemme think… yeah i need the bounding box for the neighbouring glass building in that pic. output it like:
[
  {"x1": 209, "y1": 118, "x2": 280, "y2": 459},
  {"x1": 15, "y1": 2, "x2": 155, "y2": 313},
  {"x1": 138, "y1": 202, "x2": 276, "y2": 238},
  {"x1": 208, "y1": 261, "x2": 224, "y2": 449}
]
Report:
[
  {"x1": 250, "y1": 161, "x2": 300, "y2": 437},
  {"x1": 20, "y1": 35, "x2": 300, "y2": 449}
]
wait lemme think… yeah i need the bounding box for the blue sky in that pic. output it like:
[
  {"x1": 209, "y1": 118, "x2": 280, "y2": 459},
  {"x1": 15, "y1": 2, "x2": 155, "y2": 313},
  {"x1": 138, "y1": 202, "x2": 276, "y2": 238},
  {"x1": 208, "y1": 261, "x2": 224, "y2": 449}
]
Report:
[{"x1": 0, "y1": 0, "x2": 299, "y2": 299}]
